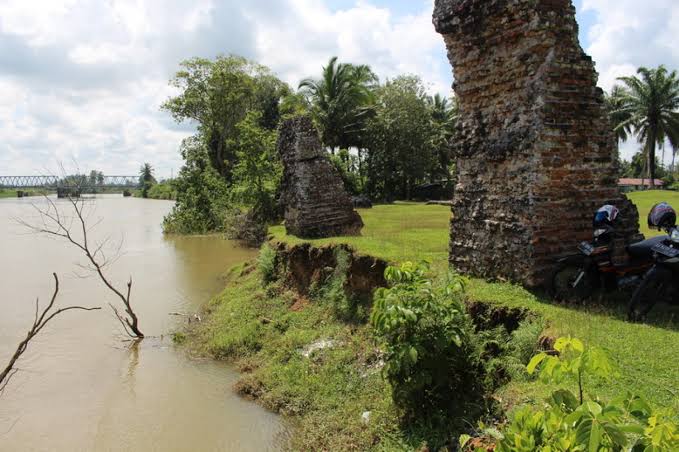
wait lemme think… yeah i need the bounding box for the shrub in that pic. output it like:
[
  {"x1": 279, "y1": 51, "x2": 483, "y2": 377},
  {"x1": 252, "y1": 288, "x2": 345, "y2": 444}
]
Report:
[
  {"x1": 257, "y1": 243, "x2": 278, "y2": 285},
  {"x1": 463, "y1": 337, "x2": 679, "y2": 452},
  {"x1": 308, "y1": 247, "x2": 365, "y2": 322},
  {"x1": 147, "y1": 181, "x2": 177, "y2": 200},
  {"x1": 371, "y1": 261, "x2": 483, "y2": 417}
]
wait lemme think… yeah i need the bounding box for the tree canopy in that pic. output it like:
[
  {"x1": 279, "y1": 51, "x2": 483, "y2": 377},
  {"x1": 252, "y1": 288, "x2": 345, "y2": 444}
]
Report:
[{"x1": 609, "y1": 65, "x2": 679, "y2": 185}]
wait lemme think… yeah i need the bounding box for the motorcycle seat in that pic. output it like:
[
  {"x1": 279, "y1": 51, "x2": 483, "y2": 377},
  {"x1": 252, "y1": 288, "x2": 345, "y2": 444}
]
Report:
[{"x1": 627, "y1": 235, "x2": 668, "y2": 260}]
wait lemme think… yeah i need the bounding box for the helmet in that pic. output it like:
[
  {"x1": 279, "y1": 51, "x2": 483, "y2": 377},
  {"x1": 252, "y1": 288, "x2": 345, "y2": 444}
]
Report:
[
  {"x1": 648, "y1": 202, "x2": 676, "y2": 230},
  {"x1": 593, "y1": 205, "x2": 619, "y2": 229}
]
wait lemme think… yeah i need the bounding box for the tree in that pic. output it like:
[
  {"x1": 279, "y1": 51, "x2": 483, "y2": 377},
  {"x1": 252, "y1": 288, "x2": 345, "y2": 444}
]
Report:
[
  {"x1": 1, "y1": 274, "x2": 100, "y2": 395},
  {"x1": 139, "y1": 163, "x2": 157, "y2": 198},
  {"x1": 365, "y1": 76, "x2": 437, "y2": 201},
  {"x1": 88, "y1": 170, "x2": 104, "y2": 189},
  {"x1": 612, "y1": 66, "x2": 679, "y2": 186},
  {"x1": 162, "y1": 55, "x2": 288, "y2": 181},
  {"x1": 19, "y1": 196, "x2": 144, "y2": 338},
  {"x1": 428, "y1": 93, "x2": 458, "y2": 182},
  {"x1": 299, "y1": 56, "x2": 377, "y2": 153},
  {"x1": 229, "y1": 111, "x2": 281, "y2": 220},
  {"x1": 163, "y1": 136, "x2": 230, "y2": 234},
  {"x1": 605, "y1": 85, "x2": 633, "y2": 143}
]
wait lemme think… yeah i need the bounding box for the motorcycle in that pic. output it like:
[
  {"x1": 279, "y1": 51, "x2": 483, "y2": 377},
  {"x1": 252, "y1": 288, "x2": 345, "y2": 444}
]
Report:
[
  {"x1": 549, "y1": 227, "x2": 665, "y2": 302},
  {"x1": 628, "y1": 217, "x2": 679, "y2": 321}
]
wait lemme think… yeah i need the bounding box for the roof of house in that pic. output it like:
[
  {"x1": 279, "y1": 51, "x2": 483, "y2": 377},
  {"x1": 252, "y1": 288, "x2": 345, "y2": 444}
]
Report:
[{"x1": 618, "y1": 178, "x2": 666, "y2": 186}]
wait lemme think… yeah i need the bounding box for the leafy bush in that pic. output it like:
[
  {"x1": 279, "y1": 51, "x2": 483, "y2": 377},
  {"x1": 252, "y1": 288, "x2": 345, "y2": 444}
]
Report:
[
  {"x1": 147, "y1": 181, "x2": 177, "y2": 200},
  {"x1": 257, "y1": 243, "x2": 278, "y2": 285},
  {"x1": 163, "y1": 137, "x2": 231, "y2": 234},
  {"x1": 371, "y1": 261, "x2": 483, "y2": 417},
  {"x1": 463, "y1": 337, "x2": 679, "y2": 451},
  {"x1": 329, "y1": 151, "x2": 362, "y2": 195},
  {"x1": 311, "y1": 247, "x2": 370, "y2": 322}
]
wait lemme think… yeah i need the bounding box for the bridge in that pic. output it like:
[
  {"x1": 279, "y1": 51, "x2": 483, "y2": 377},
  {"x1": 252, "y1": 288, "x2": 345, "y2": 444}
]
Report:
[{"x1": 0, "y1": 175, "x2": 140, "y2": 197}]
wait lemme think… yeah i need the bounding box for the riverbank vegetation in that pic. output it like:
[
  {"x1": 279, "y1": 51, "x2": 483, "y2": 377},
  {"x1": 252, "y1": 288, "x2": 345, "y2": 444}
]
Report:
[
  {"x1": 0, "y1": 188, "x2": 48, "y2": 198},
  {"x1": 163, "y1": 54, "x2": 679, "y2": 449},
  {"x1": 185, "y1": 196, "x2": 679, "y2": 450},
  {"x1": 161, "y1": 55, "x2": 458, "y2": 237}
]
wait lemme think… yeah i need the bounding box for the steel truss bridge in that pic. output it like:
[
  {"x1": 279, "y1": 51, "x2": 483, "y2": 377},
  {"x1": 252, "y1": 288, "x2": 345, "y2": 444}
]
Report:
[{"x1": 0, "y1": 175, "x2": 140, "y2": 190}]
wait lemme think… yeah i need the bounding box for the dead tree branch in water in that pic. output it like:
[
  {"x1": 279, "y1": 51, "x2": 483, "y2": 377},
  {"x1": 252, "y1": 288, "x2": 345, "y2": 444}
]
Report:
[
  {"x1": 17, "y1": 195, "x2": 145, "y2": 338},
  {"x1": 0, "y1": 273, "x2": 100, "y2": 396}
]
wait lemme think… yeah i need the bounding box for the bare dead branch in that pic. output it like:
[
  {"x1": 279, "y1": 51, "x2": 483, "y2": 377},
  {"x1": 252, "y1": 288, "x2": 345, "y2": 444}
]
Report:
[
  {"x1": 17, "y1": 194, "x2": 144, "y2": 338},
  {"x1": 0, "y1": 274, "x2": 100, "y2": 396}
]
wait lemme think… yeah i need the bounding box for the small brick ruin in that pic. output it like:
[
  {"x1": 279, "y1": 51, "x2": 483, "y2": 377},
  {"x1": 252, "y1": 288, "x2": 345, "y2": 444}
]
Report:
[
  {"x1": 277, "y1": 116, "x2": 364, "y2": 239},
  {"x1": 433, "y1": 0, "x2": 640, "y2": 286}
]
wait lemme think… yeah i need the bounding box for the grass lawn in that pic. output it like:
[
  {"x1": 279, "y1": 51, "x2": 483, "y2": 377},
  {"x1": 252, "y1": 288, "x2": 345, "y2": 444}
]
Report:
[
  {"x1": 627, "y1": 190, "x2": 679, "y2": 237},
  {"x1": 269, "y1": 202, "x2": 450, "y2": 265},
  {"x1": 270, "y1": 198, "x2": 679, "y2": 410}
]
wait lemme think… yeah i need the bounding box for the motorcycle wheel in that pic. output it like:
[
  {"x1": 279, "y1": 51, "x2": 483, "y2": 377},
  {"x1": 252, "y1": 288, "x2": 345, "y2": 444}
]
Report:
[
  {"x1": 628, "y1": 267, "x2": 670, "y2": 321},
  {"x1": 549, "y1": 263, "x2": 595, "y2": 303}
]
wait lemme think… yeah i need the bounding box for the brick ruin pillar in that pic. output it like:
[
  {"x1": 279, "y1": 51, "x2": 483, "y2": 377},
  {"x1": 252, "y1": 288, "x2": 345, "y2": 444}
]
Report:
[
  {"x1": 277, "y1": 116, "x2": 364, "y2": 239},
  {"x1": 433, "y1": 0, "x2": 640, "y2": 286}
]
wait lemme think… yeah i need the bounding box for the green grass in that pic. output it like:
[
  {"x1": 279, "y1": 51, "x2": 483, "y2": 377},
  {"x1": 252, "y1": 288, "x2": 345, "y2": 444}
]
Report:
[
  {"x1": 269, "y1": 200, "x2": 679, "y2": 410},
  {"x1": 627, "y1": 190, "x2": 679, "y2": 237},
  {"x1": 270, "y1": 202, "x2": 451, "y2": 264},
  {"x1": 190, "y1": 264, "x2": 433, "y2": 450},
  {"x1": 190, "y1": 197, "x2": 679, "y2": 450}
]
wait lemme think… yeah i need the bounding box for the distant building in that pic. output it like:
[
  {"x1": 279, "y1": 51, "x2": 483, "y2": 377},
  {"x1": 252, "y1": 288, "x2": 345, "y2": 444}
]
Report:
[{"x1": 618, "y1": 178, "x2": 666, "y2": 192}]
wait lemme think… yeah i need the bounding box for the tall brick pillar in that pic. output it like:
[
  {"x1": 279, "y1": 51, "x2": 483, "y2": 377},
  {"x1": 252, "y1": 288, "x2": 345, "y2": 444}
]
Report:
[{"x1": 433, "y1": 0, "x2": 640, "y2": 286}]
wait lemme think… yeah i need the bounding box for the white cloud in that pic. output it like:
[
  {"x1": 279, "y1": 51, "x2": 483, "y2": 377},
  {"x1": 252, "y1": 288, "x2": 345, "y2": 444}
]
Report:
[
  {"x1": 6, "y1": 0, "x2": 676, "y2": 175},
  {"x1": 0, "y1": 0, "x2": 450, "y2": 177},
  {"x1": 582, "y1": 0, "x2": 679, "y2": 162}
]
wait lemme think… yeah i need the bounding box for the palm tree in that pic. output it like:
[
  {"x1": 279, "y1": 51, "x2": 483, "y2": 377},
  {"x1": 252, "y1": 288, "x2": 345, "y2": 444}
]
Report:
[
  {"x1": 299, "y1": 56, "x2": 377, "y2": 153},
  {"x1": 613, "y1": 66, "x2": 679, "y2": 187},
  {"x1": 427, "y1": 94, "x2": 458, "y2": 181},
  {"x1": 139, "y1": 163, "x2": 156, "y2": 198},
  {"x1": 605, "y1": 85, "x2": 633, "y2": 143}
]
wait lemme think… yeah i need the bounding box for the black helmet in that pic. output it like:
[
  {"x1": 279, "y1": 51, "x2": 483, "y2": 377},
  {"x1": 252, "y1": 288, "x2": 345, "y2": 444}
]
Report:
[
  {"x1": 593, "y1": 205, "x2": 619, "y2": 229},
  {"x1": 648, "y1": 202, "x2": 676, "y2": 230}
]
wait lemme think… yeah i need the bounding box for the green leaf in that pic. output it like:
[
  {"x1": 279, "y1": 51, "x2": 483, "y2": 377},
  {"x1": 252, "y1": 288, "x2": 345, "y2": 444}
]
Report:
[
  {"x1": 550, "y1": 389, "x2": 580, "y2": 412},
  {"x1": 459, "y1": 434, "x2": 472, "y2": 449},
  {"x1": 527, "y1": 352, "x2": 548, "y2": 375},
  {"x1": 408, "y1": 346, "x2": 418, "y2": 364}
]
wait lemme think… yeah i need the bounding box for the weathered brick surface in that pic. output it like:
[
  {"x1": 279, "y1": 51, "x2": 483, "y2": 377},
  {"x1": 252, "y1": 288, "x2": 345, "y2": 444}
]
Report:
[
  {"x1": 433, "y1": 0, "x2": 640, "y2": 286},
  {"x1": 277, "y1": 116, "x2": 364, "y2": 239}
]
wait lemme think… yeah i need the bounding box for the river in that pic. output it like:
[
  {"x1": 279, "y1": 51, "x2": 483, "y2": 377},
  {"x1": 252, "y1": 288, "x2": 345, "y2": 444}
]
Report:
[{"x1": 0, "y1": 195, "x2": 283, "y2": 451}]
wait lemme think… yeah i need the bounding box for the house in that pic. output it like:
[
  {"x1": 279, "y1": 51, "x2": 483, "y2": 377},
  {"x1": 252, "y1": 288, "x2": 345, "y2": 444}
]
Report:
[{"x1": 618, "y1": 178, "x2": 666, "y2": 192}]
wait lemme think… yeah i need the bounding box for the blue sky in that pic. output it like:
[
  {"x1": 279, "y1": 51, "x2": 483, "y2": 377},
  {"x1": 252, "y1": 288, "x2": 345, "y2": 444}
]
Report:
[{"x1": 1, "y1": 0, "x2": 677, "y2": 176}]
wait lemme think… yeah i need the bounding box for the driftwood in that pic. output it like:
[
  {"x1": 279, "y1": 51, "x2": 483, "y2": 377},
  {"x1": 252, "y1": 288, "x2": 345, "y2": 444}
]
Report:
[
  {"x1": 17, "y1": 195, "x2": 144, "y2": 338},
  {"x1": 0, "y1": 273, "x2": 100, "y2": 395}
]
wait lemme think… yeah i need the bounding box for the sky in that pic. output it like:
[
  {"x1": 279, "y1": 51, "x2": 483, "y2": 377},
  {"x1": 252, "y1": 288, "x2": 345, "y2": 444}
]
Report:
[{"x1": 1, "y1": 0, "x2": 678, "y2": 178}]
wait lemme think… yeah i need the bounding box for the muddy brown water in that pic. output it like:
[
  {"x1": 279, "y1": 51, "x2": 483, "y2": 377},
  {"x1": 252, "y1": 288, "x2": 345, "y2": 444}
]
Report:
[{"x1": 0, "y1": 195, "x2": 283, "y2": 451}]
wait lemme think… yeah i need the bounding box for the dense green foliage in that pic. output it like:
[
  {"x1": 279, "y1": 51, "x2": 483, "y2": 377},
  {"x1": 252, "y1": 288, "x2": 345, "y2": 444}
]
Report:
[
  {"x1": 464, "y1": 337, "x2": 679, "y2": 451},
  {"x1": 146, "y1": 180, "x2": 177, "y2": 200},
  {"x1": 299, "y1": 56, "x2": 377, "y2": 152},
  {"x1": 163, "y1": 54, "x2": 462, "y2": 235},
  {"x1": 162, "y1": 55, "x2": 288, "y2": 181},
  {"x1": 609, "y1": 66, "x2": 679, "y2": 185},
  {"x1": 163, "y1": 137, "x2": 230, "y2": 234},
  {"x1": 162, "y1": 56, "x2": 288, "y2": 234},
  {"x1": 371, "y1": 262, "x2": 482, "y2": 416},
  {"x1": 229, "y1": 111, "x2": 281, "y2": 220}
]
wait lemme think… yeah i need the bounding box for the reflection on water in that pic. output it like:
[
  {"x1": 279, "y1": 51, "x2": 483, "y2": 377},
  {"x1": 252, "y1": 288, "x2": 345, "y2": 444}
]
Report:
[{"x1": 0, "y1": 195, "x2": 282, "y2": 451}]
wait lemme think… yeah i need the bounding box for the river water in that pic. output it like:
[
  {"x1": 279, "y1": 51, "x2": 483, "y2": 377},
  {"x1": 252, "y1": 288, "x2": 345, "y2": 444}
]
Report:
[{"x1": 0, "y1": 195, "x2": 283, "y2": 451}]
